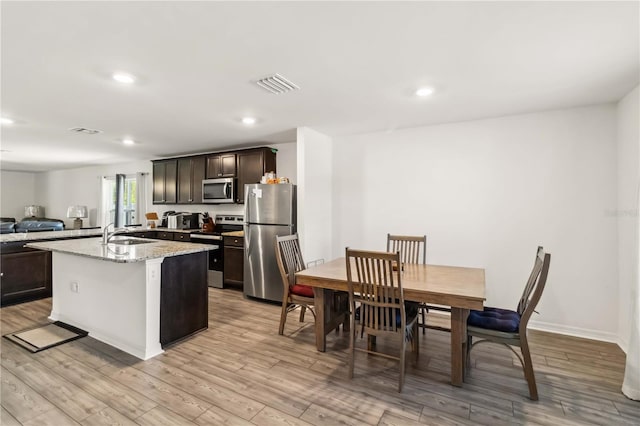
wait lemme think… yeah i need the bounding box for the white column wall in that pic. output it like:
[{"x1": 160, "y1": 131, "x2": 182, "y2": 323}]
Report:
[
  {"x1": 296, "y1": 127, "x2": 333, "y2": 265},
  {"x1": 332, "y1": 104, "x2": 619, "y2": 342},
  {"x1": 617, "y1": 85, "x2": 639, "y2": 352}
]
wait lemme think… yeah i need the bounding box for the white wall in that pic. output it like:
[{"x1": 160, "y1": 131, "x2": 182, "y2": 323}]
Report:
[
  {"x1": 332, "y1": 105, "x2": 619, "y2": 342},
  {"x1": 34, "y1": 160, "x2": 153, "y2": 229},
  {"x1": 617, "y1": 85, "x2": 639, "y2": 352},
  {"x1": 297, "y1": 127, "x2": 333, "y2": 264},
  {"x1": 0, "y1": 170, "x2": 37, "y2": 219},
  {"x1": 273, "y1": 142, "x2": 297, "y2": 184}
]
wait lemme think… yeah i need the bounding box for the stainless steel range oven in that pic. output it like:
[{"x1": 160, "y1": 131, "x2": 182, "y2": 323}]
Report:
[{"x1": 189, "y1": 214, "x2": 243, "y2": 288}]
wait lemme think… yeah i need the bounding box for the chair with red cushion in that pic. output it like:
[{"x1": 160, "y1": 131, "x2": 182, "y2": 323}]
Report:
[{"x1": 276, "y1": 234, "x2": 316, "y2": 335}]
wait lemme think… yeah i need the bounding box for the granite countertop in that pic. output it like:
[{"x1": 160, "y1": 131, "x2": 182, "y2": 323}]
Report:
[
  {"x1": 0, "y1": 226, "x2": 208, "y2": 244},
  {"x1": 221, "y1": 231, "x2": 244, "y2": 237},
  {"x1": 0, "y1": 228, "x2": 104, "y2": 243},
  {"x1": 26, "y1": 236, "x2": 217, "y2": 263}
]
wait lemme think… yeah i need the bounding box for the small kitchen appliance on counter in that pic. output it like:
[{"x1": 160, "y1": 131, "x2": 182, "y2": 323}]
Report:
[
  {"x1": 164, "y1": 212, "x2": 199, "y2": 229},
  {"x1": 180, "y1": 213, "x2": 200, "y2": 230},
  {"x1": 161, "y1": 211, "x2": 175, "y2": 228},
  {"x1": 167, "y1": 213, "x2": 181, "y2": 229}
]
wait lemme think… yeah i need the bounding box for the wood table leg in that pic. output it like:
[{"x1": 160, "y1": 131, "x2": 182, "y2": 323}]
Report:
[
  {"x1": 313, "y1": 287, "x2": 326, "y2": 352},
  {"x1": 450, "y1": 307, "x2": 469, "y2": 386}
]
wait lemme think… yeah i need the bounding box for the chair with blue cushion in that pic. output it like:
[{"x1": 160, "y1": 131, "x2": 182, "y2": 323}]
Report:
[
  {"x1": 346, "y1": 248, "x2": 419, "y2": 392},
  {"x1": 276, "y1": 234, "x2": 316, "y2": 335},
  {"x1": 466, "y1": 246, "x2": 551, "y2": 400}
]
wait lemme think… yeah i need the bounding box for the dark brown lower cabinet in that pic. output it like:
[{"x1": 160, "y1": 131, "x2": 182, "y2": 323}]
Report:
[
  {"x1": 0, "y1": 243, "x2": 52, "y2": 306},
  {"x1": 160, "y1": 251, "x2": 208, "y2": 347},
  {"x1": 223, "y1": 236, "x2": 244, "y2": 286},
  {"x1": 155, "y1": 231, "x2": 175, "y2": 240},
  {"x1": 129, "y1": 231, "x2": 157, "y2": 239}
]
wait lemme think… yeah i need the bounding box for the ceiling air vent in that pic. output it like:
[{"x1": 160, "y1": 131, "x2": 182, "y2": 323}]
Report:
[
  {"x1": 255, "y1": 73, "x2": 299, "y2": 94},
  {"x1": 68, "y1": 127, "x2": 102, "y2": 135}
]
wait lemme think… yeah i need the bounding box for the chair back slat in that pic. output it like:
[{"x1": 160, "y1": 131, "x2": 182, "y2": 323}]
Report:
[
  {"x1": 517, "y1": 246, "x2": 545, "y2": 315},
  {"x1": 346, "y1": 248, "x2": 405, "y2": 334},
  {"x1": 276, "y1": 234, "x2": 306, "y2": 288},
  {"x1": 387, "y1": 234, "x2": 426, "y2": 264},
  {"x1": 518, "y1": 247, "x2": 551, "y2": 329}
]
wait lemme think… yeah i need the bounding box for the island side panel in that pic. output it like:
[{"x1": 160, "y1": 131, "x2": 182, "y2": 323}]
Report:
[
  {"x1": 144, "y1": 258, "x2": 164, "y2": 359},
  {"x1": 160, "y1": 251, "x2": 208, "y2": 347},
  {"x1": 49, "y1": 252, "x2": 164, "y2": 360}
]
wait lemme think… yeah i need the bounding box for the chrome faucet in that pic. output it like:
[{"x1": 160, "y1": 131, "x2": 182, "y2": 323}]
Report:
[{"x1": 101, "y1": 223, "x2": 130, "y2": 245}]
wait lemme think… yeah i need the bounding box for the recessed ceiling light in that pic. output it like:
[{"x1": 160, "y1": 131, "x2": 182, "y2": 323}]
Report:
[
  {"x1": 112, "y1": 73, "x2": 136, "y2": 84},
  {"x1": 122, "y1": 138, "x2": 136, "y2": 145},
  {"x1": 242, "y1": 117, "x2": 256, "y2": 125},
  {"x1": 1, "y1": 117, "x2": 15, "y2": 125},
  {"x1": 415, "y1": 87, "x2": 434, "y2": 97}
]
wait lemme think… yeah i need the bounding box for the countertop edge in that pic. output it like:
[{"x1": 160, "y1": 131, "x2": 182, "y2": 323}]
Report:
[{"x1": 26, "y1": 238, "x2": 214, "y2": 263}]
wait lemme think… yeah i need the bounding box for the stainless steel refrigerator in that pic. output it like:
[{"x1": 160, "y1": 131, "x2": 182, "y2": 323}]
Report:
[{"x1": 244, "y1": 183, "x2": 296, "y2": 302}]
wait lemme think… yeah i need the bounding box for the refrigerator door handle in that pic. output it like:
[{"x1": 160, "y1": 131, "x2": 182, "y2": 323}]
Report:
[{"x1": 244, "y1": 226, "x2": 251, "y2": 257}]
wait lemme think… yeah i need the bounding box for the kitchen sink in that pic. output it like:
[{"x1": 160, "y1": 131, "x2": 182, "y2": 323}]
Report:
[{"x1": 108, "y1": 238, "x2": 155, "y2": 246}]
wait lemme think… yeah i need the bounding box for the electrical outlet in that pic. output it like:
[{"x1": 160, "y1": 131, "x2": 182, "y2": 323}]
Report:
[{"x1": 70, "y1": 281, "x2": 79, "y2": 293}]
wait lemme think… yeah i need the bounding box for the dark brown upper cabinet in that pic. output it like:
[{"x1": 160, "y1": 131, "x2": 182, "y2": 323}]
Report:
[
  {"x1": 177, "y1": 156, "x2": 206, "y2": 204},
  {"x1": 206, "y1": 153, "x2": 237, "y2": 179},
  {"x1": 153, "y1": 147, "x2": 276, "y2": 205},
  {"x1": 236, "y1": 148, "x2": 276, "y2": 203},
  {"x1": 152, "y1": 159, "x2": 177, "y2": 204}
]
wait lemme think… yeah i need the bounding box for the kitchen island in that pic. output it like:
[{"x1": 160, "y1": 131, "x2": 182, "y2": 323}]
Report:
[{"x1": 26, "y1": 236, "x2": 215, "y2": 360}]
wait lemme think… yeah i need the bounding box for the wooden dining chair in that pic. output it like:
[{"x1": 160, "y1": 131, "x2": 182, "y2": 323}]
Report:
[
  {"x1": 345, "y1": 248, "x2": 420, "y2": 392},
  {"x1": 466, "y1": 246, "x2": 551, "y2": 400},
  {"x1": 275, "y1": 234, "x2": 316, "y2": 335},
  {"x1": 387, "y1": 234, "x2": 443, "y2": 334},
  {"x1": 386, "y1": 234, "x2": 426, "y2": 265}
]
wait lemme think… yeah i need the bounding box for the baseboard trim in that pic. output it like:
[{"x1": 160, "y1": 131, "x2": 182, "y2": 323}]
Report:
[
  {"x1": 617, "y1": 337, "x2": 630, "y2": 354},
  {"x1": 528, "y1": 320, "x2": 621, "y2": 348}
]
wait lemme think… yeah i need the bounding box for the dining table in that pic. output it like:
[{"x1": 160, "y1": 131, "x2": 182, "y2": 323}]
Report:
[{"x1": 295, "y1": 258, "x2": 486, "y2": 386}]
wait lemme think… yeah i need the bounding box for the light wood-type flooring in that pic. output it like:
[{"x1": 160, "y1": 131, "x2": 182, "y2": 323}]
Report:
[{"x1": 1, "y1": 288, "x2": 638, "y2": 425}]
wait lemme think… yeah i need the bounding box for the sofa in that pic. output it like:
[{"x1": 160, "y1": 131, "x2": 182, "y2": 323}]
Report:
[{"x1": 1, "y1": 217, "x2": 65, "y2": 233}]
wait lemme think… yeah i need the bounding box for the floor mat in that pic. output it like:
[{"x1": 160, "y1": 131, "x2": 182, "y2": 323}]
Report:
[{"x1": 3, "y1": 321, "x2": 87, "y2": 353}]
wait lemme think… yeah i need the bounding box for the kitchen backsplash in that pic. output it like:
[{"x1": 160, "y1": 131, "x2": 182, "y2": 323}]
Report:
[{"x1": 152, "y1": 204, "x2": 244, "y2": 225}]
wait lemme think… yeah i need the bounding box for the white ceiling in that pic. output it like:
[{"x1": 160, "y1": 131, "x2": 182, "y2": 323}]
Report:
[{"x1": 1, "y1": 1, "x2": 638, "y2": 172}]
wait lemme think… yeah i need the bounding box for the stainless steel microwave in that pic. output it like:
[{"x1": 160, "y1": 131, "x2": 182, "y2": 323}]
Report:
[{"x1": 202, "y1": 178, "x2": 235, "y2": 203}]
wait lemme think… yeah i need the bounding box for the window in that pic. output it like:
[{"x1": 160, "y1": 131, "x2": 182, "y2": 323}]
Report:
[{"x1": 101, "y1": 174, "x2": 141, "y2": 227}]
